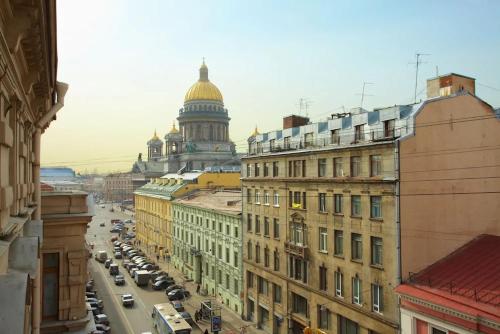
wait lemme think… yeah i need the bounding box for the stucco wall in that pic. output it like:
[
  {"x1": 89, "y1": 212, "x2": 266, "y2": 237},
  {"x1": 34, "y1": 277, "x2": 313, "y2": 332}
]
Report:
[{"x1": 400, "y1": 94, "x2": 500, "y2": 278}]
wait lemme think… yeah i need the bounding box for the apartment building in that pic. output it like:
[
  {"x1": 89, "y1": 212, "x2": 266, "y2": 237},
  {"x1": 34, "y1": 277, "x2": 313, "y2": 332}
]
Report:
[
  {"x1": 135, "y1": 171, "x2": 240, "y2": 259},
  {"x1": 243, "y1": 114, "x2": 403, "y2": 334},
  {"x1": 171, "y1": 190, "x2": 243, "y2": 314},
  {"x1": 103, "y1": 172, "x2": 140, "y2": 203}
]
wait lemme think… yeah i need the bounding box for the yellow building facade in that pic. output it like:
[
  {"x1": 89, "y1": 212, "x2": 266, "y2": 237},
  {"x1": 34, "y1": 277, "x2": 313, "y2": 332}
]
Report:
[{"x1": 135, "y1": 172, "x2": 241, "y2": 258}]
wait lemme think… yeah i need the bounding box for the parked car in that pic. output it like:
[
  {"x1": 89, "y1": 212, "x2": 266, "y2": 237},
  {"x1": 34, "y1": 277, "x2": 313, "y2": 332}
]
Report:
[
  {"x1": 152, "y1": 280, "x2": 171, "y2": 290},
  {"x1": 141, "y1": 263, "x2": 154, "y2": 271},
  {"x1": 94, "y1": 314, "x2": 109, "y2": 325},
  {"x1": 130, "y1": 268, "x2": 138, "y2": 278},
  {"x1": 124, "y1": 219, "x2": 133, "y2": 224},
  {"x1": 89, "y1": 301, "x2": 103, "y2": 310},
  {"x1": 167, "y1": 289, "x2": 190, "y2": 301},
  {"x1": 165, "y1": 284, "x2": 183, "y2": 294},
  {"x1": 114, "y1": 251, "x2": 122, "y2": 259},
  {"x1": 171, "y1": 300, "x2": 184, "y2": 312},
  {"x1": 110, "y1": 236, "x2": 118, "y2": 242},
  {"x1": 109, "y1": 263, "x2": 119, "y2": 275},
  {"x1": 122, "y1": 260, "x2": 131, "y2": 269},
  {"x1": 127, "y1": 264, "x2": 137, "y2": 273},
  {"x1": 95, "y1": 324, "x2": 111, "y2": 333},
  {"x1": 179, "y1": 311, "x2": 194, "y2": 325},
  {"x1": 154, "y1": 275, "x2": 168, "y2": 283},
  {"x1": 104, "y1": 259, "x2": 112, "y2": 269},
  {"x1": 86, "y1": 298, "x2": 103, "y2": 308},
  {"x1": 85, "y1": 291, "x2": 97, "y2": 298},
  {"x1": 99, "y1": 222, "x2": 105, "y2": 227},
  {"x1": 114, "y1": 274, "x2": 125, "y2": 286},
  {"x1": 113, "y1": 240, "x2": 121, "y2": 247},
  {"x1": 121, "y1": 294, "x2": 134, "y2": 307}
]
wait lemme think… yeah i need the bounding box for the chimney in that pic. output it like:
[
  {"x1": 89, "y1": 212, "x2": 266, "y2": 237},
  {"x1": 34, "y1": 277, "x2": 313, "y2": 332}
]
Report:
[
  {"x1": 283, "y1": 115, "x2": 309, "y2": 130},
  {"x1": 426, "y1": 73, "x2": 475, "y2": 99}
]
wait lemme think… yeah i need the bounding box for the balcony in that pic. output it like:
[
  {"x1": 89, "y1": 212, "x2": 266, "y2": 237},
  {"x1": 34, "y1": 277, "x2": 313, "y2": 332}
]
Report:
[{"x1": 285, "y1": 241, "x2": 309, "y2": 259}]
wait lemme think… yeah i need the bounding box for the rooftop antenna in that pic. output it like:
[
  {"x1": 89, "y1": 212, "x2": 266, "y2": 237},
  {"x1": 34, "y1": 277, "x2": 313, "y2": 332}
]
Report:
[
  {"x1": 409, "y1": 52, "x2": 430, "y2": 103},
  {"x1": 435, "y1": 65, "x2": 439, "y2": 77},
  {"x1": 356, "y1": 82, "x2": 374, "y2": 109},
  {"x1": 296, "y1": 98, "x2": 312, "y2": 117}
]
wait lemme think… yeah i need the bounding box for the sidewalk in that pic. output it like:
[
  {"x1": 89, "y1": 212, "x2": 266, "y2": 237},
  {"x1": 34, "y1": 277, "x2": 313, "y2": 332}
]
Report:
[{"x1": 142, "y1": 250, "x2": 260, "y2": 334}]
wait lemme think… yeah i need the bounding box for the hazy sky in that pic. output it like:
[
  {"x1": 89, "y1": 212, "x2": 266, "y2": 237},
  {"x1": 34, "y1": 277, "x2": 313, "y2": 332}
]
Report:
[{"x1": 41, "y1": 0, "x2": 500, "y2": 173}]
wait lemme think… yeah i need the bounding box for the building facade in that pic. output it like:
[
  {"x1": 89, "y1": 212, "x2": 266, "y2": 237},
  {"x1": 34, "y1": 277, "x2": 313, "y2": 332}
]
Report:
[
  {"x1": 132, "y1": 61, "x2": 240, "y2": 175},
  {"x1": 134, "y1": 171, "x2": 241, "y2": 259},
  {"x1": 242, "y1": 122, "x2": 401, "y2": 334},
  {"x1": 171, "y1": 190, "x2": 243, "y2": 314},
  {"x1": 0, "y1": 1, "x2": 68, "y2": 333},
  {"x1": 40, "y1": 191, "x2": 93, "y2": 333},
  {"x1": 103, "y1": 172, "x2": 140, "y2": 203}
]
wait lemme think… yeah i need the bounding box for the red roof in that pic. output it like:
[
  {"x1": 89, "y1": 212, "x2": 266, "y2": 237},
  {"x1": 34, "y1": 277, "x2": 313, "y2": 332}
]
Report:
[
  {"x1": 396, "y1": 234, "x2": 500, "y2": 325},
  {"x1": 41, "y1": 182, "x2": 55, "y2": 192}
]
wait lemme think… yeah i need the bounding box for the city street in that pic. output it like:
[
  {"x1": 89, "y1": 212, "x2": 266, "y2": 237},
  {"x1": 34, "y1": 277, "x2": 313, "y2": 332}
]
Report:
[{"x1": 87, "y1": 204, "x2": 207, "y2": 334}]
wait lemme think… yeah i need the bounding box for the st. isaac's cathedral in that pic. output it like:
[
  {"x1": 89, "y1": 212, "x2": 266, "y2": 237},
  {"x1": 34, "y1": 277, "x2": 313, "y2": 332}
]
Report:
[{"x1": 132, "y1": 61, "x2": 241, "y2": 177}]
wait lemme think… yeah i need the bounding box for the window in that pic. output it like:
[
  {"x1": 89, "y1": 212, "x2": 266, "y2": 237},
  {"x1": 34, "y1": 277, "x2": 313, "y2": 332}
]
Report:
[
  {"x1": 263, "y1": 162, "x2": 269, "y2": 177},
  {"x1": 234, "y1": 279, "x2": 239, "y2": 295},
  {"x1": 334, "y1": 157, "x2": 344, "y2": 177},
  {"x1": 370, "y1": 196, "x2": 382, "y2": 219},
  {"x1": 351, "y1": 233, "x2": 363, "y2": 260},
  {"x1": 351, "y1": 195, "x2": 361, "y2": 217},
  {"x1": 218, "y1": 244, "x2": 222, "y2": 259},
  {"x1": 257, "y1": 276, "x2": 268, "y2": 295},
  {"x1": 255, "y1": 215, "x2": 260, "y2": 234},
  {"x1": 255, "y1": 163, "x2": 260, "y2": 176},
  {"x1": 273, "y1": 284, "x2": 282, "y2": 303},
  {"x1": 334, "y1": 194, "x2": 343, "y2": 214},
  {"x1": 290, "y1": 222, "x2": 306, "y2": 246},
  {"x1": 302, "y1": 192, "x2": 307, "y2": 209},
  {"x1": 354, "y1": 124, "x2": 365, "y2": 142},
  {"x1": 371, "y1": 237, "x2": 383, "y2": 266},
  {"x1": 384, "y1": 119, "x2": 395, "y2": 138},
  {"x1": 292, "y1": 191, "x2": 302, "y2": 208},
  {"x1": 334, "y1": 230, "x2": 344, "y2": 256},
  {"x1": 234, "y1": 226, "x2": 238, "y2": 238},
  {"x1": 264, "y1": 191, "x2": 270, "y2": 205},
  {"x1": 335, "y1": 270, "x2": 344, "y2": 297},
  {"x1": 269, "y1": 139, "x2": 275, "y2": 151},
  {"x1": 247, "y1": 271, "x2": 254, "y2": 288},
  {"x1": 247, "y1": 241, "x2": 252, "y2": 260},
  {"x1": 319, "y1": 227, "x2": 328, "y2": 252},
  {"x1": 431, "y1": 328, "x2": 447, "y2": 334},
  {"x1": 42, "y1": 253, "x2": 59, "y2": 320},
  {"x1": 226, "y1": 247, "x2": 230, "y2": 263},
  {"x1": 247, "y1": 214, "x2": 252, "y2": 232},
  {"x1": 304, "y1": 132, "x2": 314, "y2": 147},
  {"x1": 319, "y1": 265, "x2": 327, "y2": 290},
  {"x1": 273, "y1": 218, "x2": 280, "y2": 239},
  {"x1": 226, "y1": 224, "x2": 230, "y2": 235},
  {"x1": 352, "y1": 277, "x2": 362, "y2": 305},
  {"x1": 255, "y1": 244, "x2": 260, "y2": 263},
  {"x1": 319, "y1": 193, "x2": 327, "y2": 212},
  {"x1": 218, "y1": 270, "x2": 223, "y2": 285},
  {"x1": 292, "y1": 293, "x2": 309, "y2": 318},
  {"x1": 331, "y1": 129, "x2": 340, "y2": 144},
  {"x1": 370, "y1": 155, "x2": 382, "y2": 176},
  {"x1": 247, "y1": 189, "x2": 252, "y2": 204},
  {"x1": 264, "y1": 247, "x2": 270, "y2": 267},
  {"x1": 211, "y1": 241, "x2": 215, "y2": 255},
  {"x1": 255, "y1": 190, "x2": 261, "y2": 204},
  {"x1": 211, "y1": 266, "x2": 215, "y2": 280},
  {"x1": 318, "y1": 158, "x2": 327, "y2": 177},
  {"x1": 284, "y1": 136, "x2": 291, "y2": 149},
  {"x1": 273, "y1": 191, "x2": 280, "y2": 207},
  {"x1": 264, "y1": 217, "x2": 270, "y2": 236},
  {"x1": 273, "y1": 249, "x2": 280, "y2": 271},
  {"x1": 272, "y1": 161, "x2": 279, "y2": 177},
  {"x1": 339, "y1": 315, "x2": 359, "y2": 334},
  {"x1": 318, "y1": 305, "x2": 330, "y2": 329},
  {"x1": 351, "y1": 156, "x2": 361, "y2": 177},
  {"x1": 218, "y1": 222, "x2": 222, "y2": 232},
  {"x1": 226, "y1": 274, "x2": 230, "y2": 289},
  {"x1": 289, "y1": 256, "x2": 308, "y2": 284},
  {"x1": 234, "y1": 252, "x2": 239, "y2": 268},
  {"x1": 372, "y1": 284, "x2": 383, "y2": 313},
  {"x1": 246, "y1": 164, "x2": 252, "y2": 177}
]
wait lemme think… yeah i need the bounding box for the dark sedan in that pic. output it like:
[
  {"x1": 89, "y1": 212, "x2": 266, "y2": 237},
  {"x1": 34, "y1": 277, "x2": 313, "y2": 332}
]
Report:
[{"x1": 167, "y1": 289, "x2": 190, "y2": 301}]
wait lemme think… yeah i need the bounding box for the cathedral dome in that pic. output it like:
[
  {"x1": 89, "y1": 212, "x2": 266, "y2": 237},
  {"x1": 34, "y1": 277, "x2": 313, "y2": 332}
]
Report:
[{"x1": 184, "y1": 61, "x2": 223, "y2": 103}]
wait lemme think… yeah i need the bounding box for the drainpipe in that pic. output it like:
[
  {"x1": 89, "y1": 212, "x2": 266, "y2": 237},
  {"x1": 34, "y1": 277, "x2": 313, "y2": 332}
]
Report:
[
  {"x1": 395, "y1": 140, "x2": 402, "y2": 334},
  {"x1": 32, "y1": 81, "x2": 68, "y2": 334}
]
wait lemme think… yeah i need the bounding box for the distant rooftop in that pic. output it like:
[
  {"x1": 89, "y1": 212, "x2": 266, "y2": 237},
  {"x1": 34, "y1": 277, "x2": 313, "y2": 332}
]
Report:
[
  {"x1": 41, "y1": 167, "x2": 76, "y2": 178},
  {"x1": 174, "y1": 190, "x2": 241, "y2": 215}
]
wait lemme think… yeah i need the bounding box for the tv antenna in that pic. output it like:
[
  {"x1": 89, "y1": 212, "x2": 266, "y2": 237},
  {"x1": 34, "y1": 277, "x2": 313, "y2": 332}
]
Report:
[
  {"x1": 296, "y1": 98, "x2": 313, "y2": 117},
  {"x1": 356, "y1": 82, "x2": 374, "y2": 109},
  {"x1": 409, "y1": 52, "x2": 430, "y2": 103}
]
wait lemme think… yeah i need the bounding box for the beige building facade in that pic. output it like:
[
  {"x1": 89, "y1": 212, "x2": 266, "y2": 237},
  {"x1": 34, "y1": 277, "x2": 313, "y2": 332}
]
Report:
[
  {"x1": 242, "y1": 141, "x2": 400, "y2": 334},
  {"x1": 0, "y1": 1, "x2": 68, "y2": 333},
  {"x1": 104, "y1": 172, "x2": 140, "y2": 203}
]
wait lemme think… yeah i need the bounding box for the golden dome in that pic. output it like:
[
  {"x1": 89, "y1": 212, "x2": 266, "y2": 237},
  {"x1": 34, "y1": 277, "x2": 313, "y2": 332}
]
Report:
[
  {"x1": 184, "y1": 61, "x2": 223, "y2": 103},
  {"x1": 251, "y1": 126, "x2": 260, "y2": 137},
  {"x1": 169, "y1": 121, "x2": 179, "y2": 134},
  {"x1": 150, "y1": 130, "x2": 160, "y2": 141}
]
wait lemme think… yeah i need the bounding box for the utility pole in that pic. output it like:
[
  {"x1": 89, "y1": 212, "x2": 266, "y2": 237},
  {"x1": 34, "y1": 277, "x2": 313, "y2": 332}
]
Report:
[
  {"x1": 357, "y1": 82, "x2": 374, "y2": 109},
  {"x1": 410, "y1": 52, "x2": 430, "y2": 103}
]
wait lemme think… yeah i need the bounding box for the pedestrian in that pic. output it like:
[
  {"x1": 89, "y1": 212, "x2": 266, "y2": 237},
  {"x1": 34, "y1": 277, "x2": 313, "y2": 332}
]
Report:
[
  {"x1": 204, "y1": 329, "x2": 209, "y2": 334},
  {"x1": 156, "y1": 254, "x2": 160, "y2": 262},
  {"x1": 196, "y1": 284, "x2": 200, "y2": 294}
]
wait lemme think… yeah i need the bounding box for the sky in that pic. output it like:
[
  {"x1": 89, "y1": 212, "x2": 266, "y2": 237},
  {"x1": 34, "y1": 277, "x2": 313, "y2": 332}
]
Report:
[{"x1": 41, "y1": 0, "x2": 500, "y2": 173}]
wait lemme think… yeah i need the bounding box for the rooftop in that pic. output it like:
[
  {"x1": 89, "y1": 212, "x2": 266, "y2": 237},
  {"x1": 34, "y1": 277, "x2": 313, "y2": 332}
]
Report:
[
  {"x1": 174, "y1": 190, "x2": 241, "y2": 214},
  {"x1": 397, "y1": 234, "x2": 500, "y2": 323}
]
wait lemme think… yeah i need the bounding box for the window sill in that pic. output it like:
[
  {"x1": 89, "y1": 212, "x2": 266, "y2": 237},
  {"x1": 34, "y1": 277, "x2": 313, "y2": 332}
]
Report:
[
  {"x1": 273, "y1": 205, "x2": 280, "y2": 208},
  {"x1": 318, "y1": 211, "x2": 328, "y2": 215},
  {"x1": 333, "y1": 213, "x2": 344, "y2": 216},
  {"x1": 263, "y1": 235, "x2": 270, "y2": 239},
  {"x1": 350, "y1": 259, "x2": 363, "y2": 265},
  {"x1": 370, "y1": 264, "x2": 384, "y2": 271},
  {"x1": 273, "y1": 237, "x2": 280, "y2": 241},
  {"x1": 264, "y1": 204, "x2": 270, "y2": 206},
  {"x1": 350, "y1": 215, "x2": 362, "y2": 219},
  {"x1": 333, "y1": 254, "x2": 344, "y2": 259},
  {"x1": 318, "y1": 250, "x2": 328, "y2": 254},
  {"x1": 369, "y1": 218, "x2": 383, "y2": 222}
]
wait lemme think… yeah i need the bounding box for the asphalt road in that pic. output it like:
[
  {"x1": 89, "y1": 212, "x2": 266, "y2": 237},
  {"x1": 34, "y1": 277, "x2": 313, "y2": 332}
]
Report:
[{"x1": 87, "y1": 204, "x2": 202, "y2": 334}]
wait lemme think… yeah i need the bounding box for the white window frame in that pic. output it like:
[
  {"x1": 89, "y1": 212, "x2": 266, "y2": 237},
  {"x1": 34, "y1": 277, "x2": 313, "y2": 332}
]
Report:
[
  {"x1": 319, "y1": 227, "x2": 328, "y2": 253},
  {"x1": 273, "y1": 191, "x2": 280, "y2": 207},
  {"x1": 319, "y1": 193, "x2": 327, "y2": 212},
  {"x1": 335, "y1": 271, "x2": 343, "y2": 297},
  {"x1": 352, "y1": 277, "x2": 362, "y2": 305},
  {"x1": 264, "y1": 191, "x2": 270, "y2": 205},
  {"x1": 255, "y1": 190, "x2": 261, "y2": 204},
  {"x1": 372, "y1": 283, "x2": 382, "y2": 314}
]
